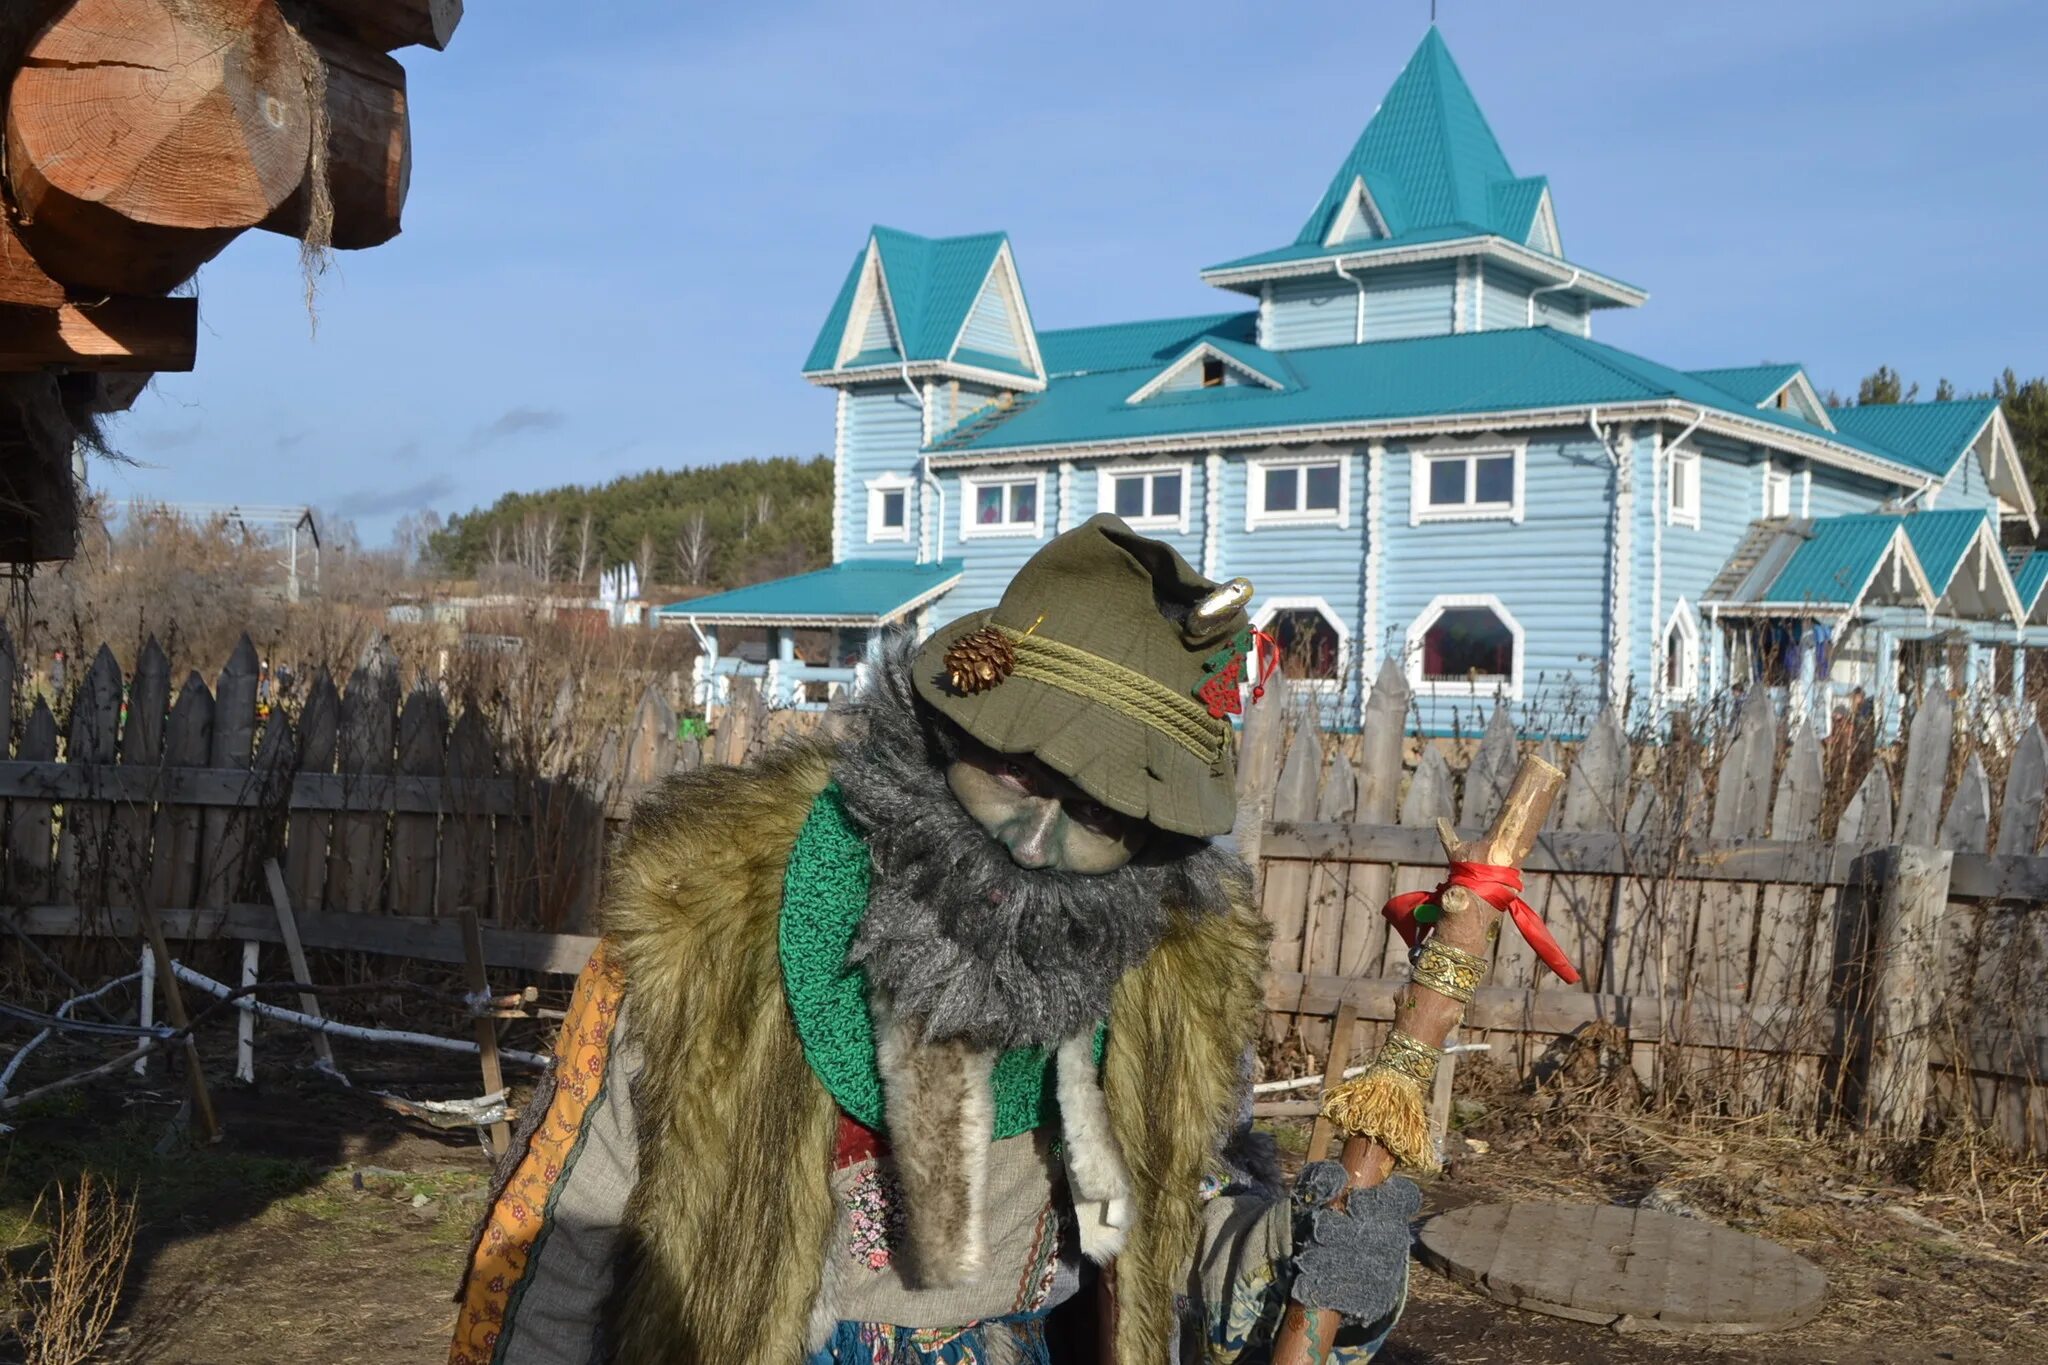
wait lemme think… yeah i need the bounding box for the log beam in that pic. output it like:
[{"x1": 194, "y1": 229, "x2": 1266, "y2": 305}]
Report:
[
  {"x1": 0, "y1": 299, "x2": 198, "y2": 372},
  {"x1": 260, "y1": 27, "x2": 411, "y2": 250},
  {"x1": 305, "y1": 0, "x2": 462, "y2": 53},
  {"x1": 5, "y1": 0, "x2": 316, "y2": 296},
  {"x1": 0, "y1": 213, "x2": 66, "y2": 309}
]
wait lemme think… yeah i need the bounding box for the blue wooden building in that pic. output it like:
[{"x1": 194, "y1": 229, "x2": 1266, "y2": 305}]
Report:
[{"x1": 662, "y1": 29, "x2": 2041, "y2": 735}]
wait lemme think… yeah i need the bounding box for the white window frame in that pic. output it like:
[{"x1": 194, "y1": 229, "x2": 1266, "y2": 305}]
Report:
[
  {"x1": 1246, "y1": 448, "x2": 1352, "y2": 531},
  {"x1": 1762, "y1": 461, "x2": 1792, "y2": 519},
  {"x1": 960, "y1": 471, "x2": 1046, "y2": 541},
  {"x1": 1097, "y1": 461, "x2": 1193, "y2": 534},
  {"x1": 1405, "y1": 593, "x2": 1525, "y2": 700},
  {"x1": 1667, "y1": 449, "x2": 1701, "y2": 529},
  {"x1": 1253, "y1": 596, "x2": 1351, "y2": 694},
  {"x1": 865, "y1": 473, "x2": 913, "y2": 544},
  {"x1": 1660, "y1": 598, "x2": 1701, "y2": 703},
  {"x1": 1409, "y1": 443, "x2": 1525, "y2": 526}
]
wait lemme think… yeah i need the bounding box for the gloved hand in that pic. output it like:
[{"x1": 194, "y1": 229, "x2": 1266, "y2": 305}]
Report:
[{"x1": 1289, "y1": 1159, "x2": 1420, "y2": 1327}]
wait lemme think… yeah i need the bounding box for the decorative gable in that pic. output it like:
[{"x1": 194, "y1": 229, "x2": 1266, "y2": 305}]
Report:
[
  {"x1": 1526, "y1": 188, "x2": 1560, "y2": 255},
  {"x1": 1125, "y1": 341, "x2": 1290, "y2": 404},
  {"x1": 1762, "y1": 371, "x2": 1834, "y2": 431},
  {"x1": 1323, "y1": 176, "x2": 1390, "y2": 246},
  {"x1": 838, "y1": 242, "x2": 901, "y2": 366},
  {"x1": 947, "y1": 243, "x2": 1045, "y2": 380}
]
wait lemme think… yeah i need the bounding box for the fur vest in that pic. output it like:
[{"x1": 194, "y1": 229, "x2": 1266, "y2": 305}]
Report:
[{"x1": 602, "y1": 741, "x2": 1270, "y2": 1364}]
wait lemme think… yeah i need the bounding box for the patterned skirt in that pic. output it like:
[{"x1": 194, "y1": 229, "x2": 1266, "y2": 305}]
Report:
[{"x1": 805, "y1": 1311, "x2": 1053, "y2": 1365}]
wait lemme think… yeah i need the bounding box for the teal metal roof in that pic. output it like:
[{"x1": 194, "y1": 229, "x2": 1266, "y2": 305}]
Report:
[
  {"x1": 1037, "y1": 311, "x2": 1257, "y2": 377},
  {"x1": 1199, "y1": 335, "x2": 1297, "y2": 391},
  {"x1": 1296, "y1": 29, "x2": 1514, "y2": 244},
  {"x1": 656, "y1": 559, "x2": 963, "y2": 624},
  {"x1": 932, "y1": 326, "x2": 1921, "y2": 477},
  {"x1": 1822, "y1": 400, "x2": 1998, "y2": 478},
  {"x1": 803, "y1": 229, "x2": 1028, "y2": 375},
  {"x1": 2013, "y1": 551, "x2": 2048, "y2": 615},
  {"x1": 1688, "y1": 364, "x2": 1804, "y2": 406},
  {"x1": 1759, "y1": 515, "x2": 1908, "y2": 607},
  {"x1": 1487, "y1": 176, "x2": 1550, "y2": 243},
  {"x1": 1894, "y1": 508, "x2": 1993, "y2": 593},
  {"x1": 1204, "y1": 224, "x2": 1478, "y2": 274}
]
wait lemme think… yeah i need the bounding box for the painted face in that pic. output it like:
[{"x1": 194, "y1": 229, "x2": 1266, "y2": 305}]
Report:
[{"x1": 945, "y1": 744, "x2": 1149, "y2": 874}]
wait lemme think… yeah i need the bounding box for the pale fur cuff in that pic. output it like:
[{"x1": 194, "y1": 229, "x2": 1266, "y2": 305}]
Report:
[
  {"x1": 1056, "y1": 1030, "x2": 1133, "y2": 1263},
  {"x1": 872, "y1": 993, "x2": 994, "y2": 1287}
]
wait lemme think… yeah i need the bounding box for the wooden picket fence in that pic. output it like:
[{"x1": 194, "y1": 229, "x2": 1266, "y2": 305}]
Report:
[{"x1": 1240, "y1": 662, "x2": 2048, "y2": 1152}]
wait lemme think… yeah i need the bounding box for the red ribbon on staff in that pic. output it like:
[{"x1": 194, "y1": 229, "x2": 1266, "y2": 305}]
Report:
[{"x1": 1383, "y1": 861, "x2": 1581, "y2": 985}]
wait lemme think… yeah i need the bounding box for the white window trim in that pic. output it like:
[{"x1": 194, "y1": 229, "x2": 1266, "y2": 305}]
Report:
[
  {"x1": 865, "y1": 473, "x2": 913, "y2": 544},
  {"x1": 1406, "y1": 593, "x2": 1525, "y2": 700},
  {"x1": 1409, "y1": 443, "x2": 1525, "y2": 526},
  {"x1": 1661, "y1": 598, "x2": 1702, "y2": 703},
  {"x1": 1097, "y1": 461, "x2": 1193, "y2": 534},
  {"x1": 1253, "y1": 595, "x2": 1351, "y2": 694},
  {"x1": 1762, "y1": 460, "x2": 1793, "y2": 519},
  {"x1": 959, "y1": 471, "x2": 1046, "y2": 541},
  {"x1": 1246, "y1": 448, "x2": 1352, "y2": 531},
  {"x1": 1667, "y1": 449, "x2": 1701, "y2": 529}
]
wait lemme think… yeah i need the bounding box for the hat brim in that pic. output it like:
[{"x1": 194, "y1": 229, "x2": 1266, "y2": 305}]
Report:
[{"x1": 911, "y1": 611, "x2": 1238, "y2": 838}]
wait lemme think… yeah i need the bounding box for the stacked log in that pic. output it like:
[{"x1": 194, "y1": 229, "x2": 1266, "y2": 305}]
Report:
[{"x1": 0, "y1": 0, "x2": 461, "y2": 562}]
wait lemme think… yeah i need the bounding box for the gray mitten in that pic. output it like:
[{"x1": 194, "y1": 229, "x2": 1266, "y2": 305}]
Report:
[{"x1": 1289, "y1": 1160, "x2": 1421, "y2": 1326}]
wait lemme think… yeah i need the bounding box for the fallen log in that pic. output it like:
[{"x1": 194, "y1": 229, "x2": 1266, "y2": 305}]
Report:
[{"x1": 5, "y1": 0, "x2": 315, "y2": 295}]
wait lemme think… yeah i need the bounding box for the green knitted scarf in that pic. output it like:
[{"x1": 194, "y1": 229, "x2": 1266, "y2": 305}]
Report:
[{"x1": 779, "y1": 784, "x2": 1101, "y2": 1139}]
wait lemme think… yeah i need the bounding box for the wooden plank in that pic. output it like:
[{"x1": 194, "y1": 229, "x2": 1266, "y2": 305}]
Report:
[
  {"x1": 1549, "y1": 709, "x2": 1628, "y2": 992},
  {"x1": 436, "y1": 707, "x2": 497, "y2": 920},
  {"x1": 284, "y1": 670, "x2": 340, "y2": 913},
  {"x1": 1379, "y1": 744, "x2": 1453, "y2": 978},
  {"x1": 137, "y1": 890, "x2": 221, "y2": 1140},
  {"x1": 12, "y1": 902, "x2": 599, "y2": 976},
  {"x1": 1305, "y1": 1000, "x2": 1357, "y2": 1163},
  {"x1": 1934, "y1": 754, "x2": 1990, "y2": 998},
  {"x1": 1995, "y1": 723, "x2": 2047, "y2": 857},
  {"x1": 264, "y1": 859, "x2": 337, "y2": 1073},
  {"x1": 1859, "y1": 845, "x2": 1954, "y2": 1137},
  {"x1": 0, "y1": 627, "x2": 12, "y2": 890},
  {"x1": 1259, "y1": 726, "x2": 1322, "y2": 1048},
  {"x1": 146, "y1": 674, "x2": 212, "y2": 914},
  {"x1": 56, "y1": 646, "x2": 121, "y2": 905},
  {"x1": 1234, "y1": 670, "x2": 1288, "y2": 876},
  {"x1": 1689, "y1": 691, "x2": 1775, "y2": 1007},
  {"x1": 0, "y1": 759, "x2": 518, "y2": 814},
  {"x1": 1299, "y1": 749, "x2": 1357, "y2": 1064},
  {"x1": 333, "y1": 657, "x2": 399, "y2": 914},
  {"x1": 1343, "y1": 660, "x2": 1408, "y2": 978},
  {"x1": 198, "y1": 637, "x2": 261, "y2": 908},
  {"x1": 108, "y1": 637, "x2": 171, "y2": 909},
  {"x1": 389, "y1": 686, "x2": 446, "y2": 914},
  {"x1": 621, "y1": 685, "x2": 676, "y2": 787},
  {"x1": 1983, "y1": 723, "x2": 2048, "y2": 1148},
  {"x1": 5, "y1": 700, "x2": 57, "y2": 902},
  {"x1": 0, "y1": 297, "x2": 198, "y2": 371},
  {"x1": 1895, "y1": 686, "x2": 1952, "y2": 847},
  {"x1": 1460, "y1": 706, "x2": 1519, "y2": 830},
  {"x1": 460, "y1": 909, "x2": 513, "y2": 1155}
]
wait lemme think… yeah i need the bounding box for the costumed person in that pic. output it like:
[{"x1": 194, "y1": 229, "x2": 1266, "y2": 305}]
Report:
[{"x1": 449, "y1": 515, "x2": 1417, "y2": 1365}]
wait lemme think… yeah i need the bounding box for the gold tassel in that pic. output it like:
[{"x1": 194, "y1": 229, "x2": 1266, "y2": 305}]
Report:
[{"x1": 1319, "y1": 1030, "x2": 1443, "y2": 1174}]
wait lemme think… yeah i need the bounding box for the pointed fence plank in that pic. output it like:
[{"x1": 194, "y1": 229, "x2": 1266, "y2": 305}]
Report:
[
  {"x1": 1235, "y1": 671, "x2": 1290, "y2": 877},
  {"x1": 437, "y1": 707, "x2": 498, "y2": 920},
  {"x1": 1379, "y1": 746, "x2": 1455, "y2": 979},
  {"x1": 1338, "y1": 662, "x2": 1407, "y2": 978},
  {"x1": 1895, "y1": 688, "x2": 1953, "y2": 847},
  {"x1": 390, "y1": 687, "x2": 447, "y2": 914},
  {"x1": 147, "y1": 676, "x2": 213, "y2": 914},
  {"x1": 199, "y1": 638, "x2": 261, "y2": 908},
  {"x1": 1460, "y1": 707, "x2": 1518, "y2": 830},
  {"x1": 284, "y1": 670, "x2": 340, "y2": 912},
  {"x1": 1688, "y1": 693, "x2": 1776, "y2": 1005},
  {"x1": 1299, "y1": 750, "x2": 1358, "y2": 1063},
  {"x1": 622, "y1": 686, "x2": 676, "y2": 787},
  {"x1": 1994, "y1": 724, "x2": 2047, "y2": 858},
  {"x1": 6, "y1": 701, "x2": 58, "y2": 902},
  {"x1": 109, "y1": 638, "x2": 171, "y2": 908},
  {"x1": 57, "y1": 647, "x2": 122, "y2": 907},
  {"x1": 1746, "y1": 724, "x2": 1825, "y2": 1108},
  {"x1": 1548, "y1": 709, "x2": 1628, "y2": 993},
  {"x1": 1260, "y1": 725, "x2": 1324, "y2": 1046},
  {"x1": 333, "y1": 662, "x2": 399, "y2": 915}
]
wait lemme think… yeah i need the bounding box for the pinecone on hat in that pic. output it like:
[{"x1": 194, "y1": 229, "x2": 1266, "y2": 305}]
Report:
[{"x1": 942, "y1": 626, "x2": 1016, "y2": 695}]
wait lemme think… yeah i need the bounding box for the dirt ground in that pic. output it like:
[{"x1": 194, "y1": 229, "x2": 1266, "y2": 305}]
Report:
[{"x1": 2, "y1": 1041, "x2": 2043, "y2": 1364}]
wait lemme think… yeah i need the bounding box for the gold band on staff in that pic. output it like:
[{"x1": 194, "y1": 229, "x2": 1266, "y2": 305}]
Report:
[{"x1": 1410, "y1": 940, "x2": 1486, "y2": 1005}]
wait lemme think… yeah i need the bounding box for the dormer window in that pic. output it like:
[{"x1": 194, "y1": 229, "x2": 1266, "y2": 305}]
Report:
[{"x1": 1201, "y1": 357, "x2": 1226, "y2": 388}]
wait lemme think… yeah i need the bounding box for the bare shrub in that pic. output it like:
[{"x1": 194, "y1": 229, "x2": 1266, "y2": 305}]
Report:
[{"x1": 3, "y1": 1174, "x2": 139, "y2": 1365}]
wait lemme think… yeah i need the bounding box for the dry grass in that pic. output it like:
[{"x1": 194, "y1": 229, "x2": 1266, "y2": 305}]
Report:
[{"x1": 3, "y1": 1174, "x2": 138, "y2": 1365}]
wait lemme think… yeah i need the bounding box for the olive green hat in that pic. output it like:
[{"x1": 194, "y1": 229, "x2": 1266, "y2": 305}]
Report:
[{"x1": 912, "y1": 513, "x2": 1253, "y2": 837}]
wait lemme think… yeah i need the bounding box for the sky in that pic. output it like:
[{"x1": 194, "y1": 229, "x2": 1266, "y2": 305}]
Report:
[{"x1": 99, "y1": 0, "x2": 2048, "y2": 546}]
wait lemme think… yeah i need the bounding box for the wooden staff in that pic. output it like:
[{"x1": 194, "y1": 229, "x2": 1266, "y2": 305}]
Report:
[{"x1": 1271, "y1": 752, "x2": 1565, "y2": 1365}]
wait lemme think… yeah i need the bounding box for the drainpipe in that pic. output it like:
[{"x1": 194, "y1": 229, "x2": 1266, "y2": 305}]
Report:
[
  {"x1": 1898, "y1": 478, "x2": 1939, "y2": 510},
  {"x1": 921, "y1": 454, "x2": 946, "y2": 566},
  {"x1": 1528, "y1": 266, "x2": 1581, "y2": 328},
  {"x1": 896, "y1": 358, "x2": 938, "y2": 564},
  {"x1": 1333, "y1": 258, "x2": 1367, "y2": 344}
]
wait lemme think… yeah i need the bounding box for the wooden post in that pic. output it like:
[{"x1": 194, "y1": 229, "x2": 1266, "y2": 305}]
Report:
[
  {"x1": 265, "y1": 858, "x2": 338, "y2": 1074},
  {"x1": 1271, "y1": 753, "x2": 1565, "y2": 1365},
  {"x1": 1856, "y1": 845, "x2": 1952, "y2": 1139},
  {"x1": 1260, "y1": 726, "x2": 1321, "y2": 1049},
  {"x1": 1306, "y1": 1000, "x2": 1359, "y2": 1163},
  {"x1": 460, "y1": 909, "x2": 512, "y2": 1155},
  {"x1": 236, "y1": 939, "x2": 260, "y2": 1084},
  {"x1": 134, "y1": 942, "x2": 154, "y2": 1076}
]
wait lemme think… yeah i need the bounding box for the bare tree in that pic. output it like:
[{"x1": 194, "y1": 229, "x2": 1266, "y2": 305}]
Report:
[
  {"x1": 487, "y1": 523, "x2": 506, "y2": 571},
  {"x1": 636, "y1": 532, "x2": 656, "y2": 593},
  {"x1": 673, "y1": 509, "x2": 713, "y2": 586},
  {"x1": 538, "y1": 512, "x2": 560, "y2": 585},
  {"x1": 754, "y1": 493, "x2": 774, "y2": 528},
  {"x1": 572, "y1": 511, "x2": 595, "y2": 584}
]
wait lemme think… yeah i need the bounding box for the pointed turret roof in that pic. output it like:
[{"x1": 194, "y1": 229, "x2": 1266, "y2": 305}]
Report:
[{"x1": 1295, "y1": 28, "x2": 1516, "y2": 244}]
